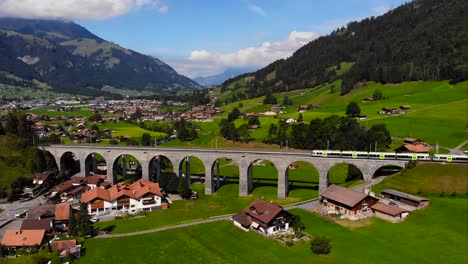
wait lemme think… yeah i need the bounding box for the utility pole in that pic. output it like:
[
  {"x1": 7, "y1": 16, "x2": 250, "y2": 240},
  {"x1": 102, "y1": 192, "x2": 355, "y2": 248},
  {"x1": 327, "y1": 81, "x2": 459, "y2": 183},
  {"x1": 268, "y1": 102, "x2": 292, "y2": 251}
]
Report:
[
  {"x1": 327, "y1": 140, "x2": 329, "y2": 150},
  {"x1": 375, "y1": 141, "x2": 378, "y2": 152}
]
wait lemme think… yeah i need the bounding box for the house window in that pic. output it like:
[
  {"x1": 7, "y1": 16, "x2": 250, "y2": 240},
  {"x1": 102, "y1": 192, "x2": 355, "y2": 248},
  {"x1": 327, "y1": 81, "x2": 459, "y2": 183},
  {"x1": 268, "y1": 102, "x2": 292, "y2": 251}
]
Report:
[{"x1": 131, "y1": 205, "x2": 135, "y2": 208}]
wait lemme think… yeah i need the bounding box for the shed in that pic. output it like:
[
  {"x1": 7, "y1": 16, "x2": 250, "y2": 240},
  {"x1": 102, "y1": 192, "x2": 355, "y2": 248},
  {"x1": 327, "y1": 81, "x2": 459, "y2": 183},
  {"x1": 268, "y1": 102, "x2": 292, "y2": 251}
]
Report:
[
  {"x1": 381, "y1": 189, "x2": 430, "y2": 208},
  {"x1": 371, "y1": 203, "x2": 409, "y2": 222}
]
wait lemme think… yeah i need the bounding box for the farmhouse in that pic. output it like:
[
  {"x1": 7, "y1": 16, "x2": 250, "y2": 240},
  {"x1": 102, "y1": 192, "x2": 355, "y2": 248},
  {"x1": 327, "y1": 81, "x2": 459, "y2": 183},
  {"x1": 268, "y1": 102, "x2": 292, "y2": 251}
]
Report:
[
  {"x1": 231, "y1": 198, "x2": 293, "y2": 236},
  {"x1": 400, "y1": 144, "x2": 431, "y2": 153},
  {"x1": 81, "y1": 179, "x2": 166, "y2": 215},
  {"x1": 380, "y1": 107, "x2": 400, "y2": 115},
  {"x1": 381, "y1": 189, "x2": 430, "y2": 209},
  {"x1": 32, "y1": 171, "x2": 55, "y2": 187},
  {"x1": 26, "y1": 203, "x2": 72, "y2": 233},
  {"x1": 371, "y1": 203, "x2": 410, "y2": 222},
  {"x1": 320, "y1": 185, "x2": 378, "y2": 219},
  {"x1": 1, "y1": 230, "x2": 46, "y2": 249}
]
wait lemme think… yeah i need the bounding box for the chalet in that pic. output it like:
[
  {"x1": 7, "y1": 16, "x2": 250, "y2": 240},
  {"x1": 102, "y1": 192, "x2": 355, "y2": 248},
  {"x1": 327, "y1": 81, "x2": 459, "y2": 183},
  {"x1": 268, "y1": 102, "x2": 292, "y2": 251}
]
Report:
[
  {"x1": 380, "y1": 107, "x2": 400, "y2": 115},
  {"x1": 381, "y1": 189, "x2": 430, "y2": 209},
  {"x1": 263, "y1": 111, "x2": 278, "y2": 116},
  {"x1": 1, "y1": 230, "x2": 46, "y2": 250},
  {"x1": 21, "y1": 219, "x2": 53, "y2": 233},
  {"x1": 320, "y1": 185, "x2": 378, "y2": 219},
  {"x1": 362, "y1": 97, "x2": 375, "y2": 103},
  {"x1": 26, "y1": 203, "x2": 72, "y2": 232},
  {"x1": 399, "y1": 144, "x2": 431, "y2": 153},
  {"x1": 356, "y1": 114, "x2": 368, "y2": 120},
  {"x1": 231, "y1": 198, "x2": 293, "y2": 236},
  {"x1": 371, "y1": 203, "x2": 410, "y2": 222},
  {"x1": 52, "y1": 239, "x2": 81, "y2": 258},
  {"x1": 81, "y1": 179, "x2": 166, "y2": 215},
  {"x1": 285, "y1": 118, "x2": 297, "y2": 124}
]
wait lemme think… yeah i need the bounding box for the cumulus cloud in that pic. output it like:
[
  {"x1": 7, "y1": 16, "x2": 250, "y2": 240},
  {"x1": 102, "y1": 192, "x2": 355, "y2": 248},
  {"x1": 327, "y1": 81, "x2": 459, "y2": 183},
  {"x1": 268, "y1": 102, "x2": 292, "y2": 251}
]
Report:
[
  {"x1": 169, "y1": 30, "x2": 318, "y2": 78},
  {"x1": 247, "y1": 3, "x2": 266, "y2": 16},
  {"x1": 0, "y1": 0, "x2": 168, "y2": 20}
]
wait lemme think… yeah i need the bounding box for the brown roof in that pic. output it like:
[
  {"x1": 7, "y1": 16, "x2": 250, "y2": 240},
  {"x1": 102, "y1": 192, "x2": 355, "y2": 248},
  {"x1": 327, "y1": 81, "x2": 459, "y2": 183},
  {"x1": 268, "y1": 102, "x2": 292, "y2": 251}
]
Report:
[
  {"x1": 402, "y1": 144, "x2": 430, "y2": 153},
  {"x1": 1, "y1": 230, "x2": 45, "y2": 247},
  {"x1": 371, "y1": 203, "x2": 409, "y2": 216},
  {"x1": 320, "y1": 185, "x2": 369, "y2": 208},
  {"x1": 66, "y1": 185, "x2": 87, "y2": 196},
  {"x1": 381, "y1": 189, "x2": 429, "y2": 203},
  {"x1": 33, "y1": 172, "x2": 52, "y2": 182},
  {"x1": 27, "y1": 204, "x2": 56, "y2": 220},
  {"x1": 53, "y1": 181, "x2": 74, "y2": 192},
  {"x1": 52, "y1": 239, "x2": 77, "y2": 252},
  {"x1": 232, "y1": 211, "x2": 252, "y2": 227},
  {"x1": 55, "y1": 203, "x2": 71, "y2": 221},
  {"x1": 245, "y1": 198, "x2": 284, "y2": 225},
  {"x1": 403, "y1": 137, "x2": 420, "y2": 143},
  {"x1": 21, "y1": 219, "x2": 53, "y2": 232}
]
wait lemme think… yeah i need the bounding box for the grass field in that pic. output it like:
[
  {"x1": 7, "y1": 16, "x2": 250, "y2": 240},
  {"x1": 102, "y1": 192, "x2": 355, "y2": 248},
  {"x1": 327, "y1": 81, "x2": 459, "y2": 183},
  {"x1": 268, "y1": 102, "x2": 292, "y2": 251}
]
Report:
[
  {"x1": 97, "y1": 122, "x2": 167, "y2": 140},
  {"x1": 29, "y1": 105, "x2": 93, "y2": 118},
  {"x1": 372, "y1": 163, "x2": 468, "y2": 197},
  {"x1": 219, "y1": 81, "x2": 468, "y2": 148},
  {"x1": 75, "y1": 198, "x2": 467, "y2": 264}
]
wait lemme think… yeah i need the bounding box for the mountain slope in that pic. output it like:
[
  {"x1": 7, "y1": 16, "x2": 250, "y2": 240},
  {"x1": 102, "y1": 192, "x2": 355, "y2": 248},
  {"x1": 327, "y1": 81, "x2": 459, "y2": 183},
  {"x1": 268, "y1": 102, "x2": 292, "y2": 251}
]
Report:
[
  {"x1": 223, "y1": 0, "x2": 467, "y2": 96},
  {"x1": 0, "y1": 18, "x2": 200, "y2": 96},
  {"x1": 194, "y1": 68, "x2": 255, "y2": 86}
]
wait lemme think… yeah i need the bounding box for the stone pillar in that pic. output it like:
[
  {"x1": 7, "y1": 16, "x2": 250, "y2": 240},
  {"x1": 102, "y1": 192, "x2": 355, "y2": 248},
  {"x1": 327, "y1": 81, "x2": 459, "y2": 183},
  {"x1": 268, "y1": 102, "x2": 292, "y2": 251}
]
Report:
[
  {"x1": 140, "y1": 160, "x2": 150, "y2": 180},
  {"x1": 205, "y1": 166, "x2": 213, "y2": 195},
  {"x1": 277, "y1": 164, "x2": 289, "y2": 199},
  {"x1": 80, "y1": 157, "x2": 86, "y2": 177},
  {"x1": 54, "y1": 156, "x2": 61, "y2": 172},
  {"x1": 316, "y1": 162, "x2": 332, "y2": 193},
  {"x1": 239, "y1": 159, "x2": 249, "y2": 196},
  {"x1": 107, "y1": 164, "x2": 114, "y2": 184},
  {"x1": 155, "y1": 157, "x2": 161, "y2": 183},
  {"x1": 92, "y1": 153, "x2": 97, "y2": 175}
]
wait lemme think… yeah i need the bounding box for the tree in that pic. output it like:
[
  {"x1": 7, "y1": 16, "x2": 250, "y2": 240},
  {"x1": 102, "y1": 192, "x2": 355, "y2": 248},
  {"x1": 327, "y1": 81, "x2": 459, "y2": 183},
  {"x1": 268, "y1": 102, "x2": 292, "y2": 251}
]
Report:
[
  {"x1": 227, "y1": 107, "x2": 241, "y2": 122},
  {"x1": 298, "y1": 113, "x2": 304, "y2": 122},
  {"x1": 263, "y1": 90, "x2": 277, "y2": 104},
  {"x1": 190, "y1": 128, "x2": 198, "y2": 139},
  {"x1": 77, "y1": 202, "x2": 92, "y2": 237},
  {"x1": 346, "y1": 102, "x2": 361, "y2": 117},
  {"x1": 310, "y1": 236, "x2": 331, "y2": 255},
  {"x1": 238, "y1": 102, "x2": 244, "y2": 108},
  {"x1": 247, "y1": 116, "x2": 260, "y2": 126},
  {"x1": 69, "y1": 210, "x2": 78, "y2": 236},
  {"x1": 283, "y1": 95, "x2": 293, "y2": 106},
  {"x1": 373, "y1": 89, "x2": 384, "y2": 100},
  {"x1": 237, "y1": 124, "x2": 252, "y2": 142},
  {"x1": 141, "y1": 133, "x2": 152, "y2": 146}
]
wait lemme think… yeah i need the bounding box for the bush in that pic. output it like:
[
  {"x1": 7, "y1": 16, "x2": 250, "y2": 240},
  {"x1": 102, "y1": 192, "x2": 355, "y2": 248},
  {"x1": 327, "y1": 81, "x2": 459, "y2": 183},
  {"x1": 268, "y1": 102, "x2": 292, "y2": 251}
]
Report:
[
  {"x1": 310, "y1": 236, "x2": 331, "y2": 255},
  {"x1": 109, "y1": 139, "x2": 119, "y2": 145}
]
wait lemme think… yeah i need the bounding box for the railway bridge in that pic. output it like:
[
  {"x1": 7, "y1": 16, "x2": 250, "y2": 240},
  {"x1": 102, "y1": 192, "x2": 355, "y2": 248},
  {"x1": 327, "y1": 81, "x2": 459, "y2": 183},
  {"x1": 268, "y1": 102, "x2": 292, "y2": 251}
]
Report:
[{"x1": 43, "y1": 145, "x2": 408, "y2": 199}]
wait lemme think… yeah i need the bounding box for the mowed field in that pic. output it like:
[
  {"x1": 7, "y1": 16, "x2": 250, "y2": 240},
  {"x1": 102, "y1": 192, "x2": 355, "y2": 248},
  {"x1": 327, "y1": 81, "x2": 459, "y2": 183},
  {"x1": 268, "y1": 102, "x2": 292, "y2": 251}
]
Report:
[
  {"x1": 74, "y1": 197, "x2": 467, "y2": 264},
  {"x1": 220, "y1": 81, "x2": 468, "y2": 148}
]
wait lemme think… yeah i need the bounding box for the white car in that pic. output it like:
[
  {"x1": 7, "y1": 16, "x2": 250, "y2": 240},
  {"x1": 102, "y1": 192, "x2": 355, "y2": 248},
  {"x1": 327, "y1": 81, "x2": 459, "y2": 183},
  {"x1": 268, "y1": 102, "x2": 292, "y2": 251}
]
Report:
[{"x1": 90, "y1": 216, "x2": 100, "y2": 223}]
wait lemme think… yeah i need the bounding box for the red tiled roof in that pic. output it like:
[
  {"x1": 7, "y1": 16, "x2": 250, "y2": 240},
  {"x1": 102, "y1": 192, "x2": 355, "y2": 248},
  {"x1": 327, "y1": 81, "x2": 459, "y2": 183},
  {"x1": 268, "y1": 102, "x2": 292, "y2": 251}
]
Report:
[
  {"x1": 403, "y1": 144, "x2": 430, "y2": 153},
  {"x1": 81, "y1": 179, "x2": 162, "y2": 203},
  {"x1": 320, "y1": 184, "x2": 369, "y2": 208},
  {"x1": 232, "y1": 211, "x2": 252, "y2": 227},
  {"x1": 55, "y1": 203, "x2": 71, "y2": 221},
  {"x1": 371, "y1": 203, "x2": 409, "y2": 216},
  {"x1": 81, "y1": 187, "x2": 110, "y2": 203},
  {"x1": 53, "y1": 181, "x2": 74, "y2": 192},
  {"x1": 1, "y1": 230, "x2": 45, "y2": 247}
]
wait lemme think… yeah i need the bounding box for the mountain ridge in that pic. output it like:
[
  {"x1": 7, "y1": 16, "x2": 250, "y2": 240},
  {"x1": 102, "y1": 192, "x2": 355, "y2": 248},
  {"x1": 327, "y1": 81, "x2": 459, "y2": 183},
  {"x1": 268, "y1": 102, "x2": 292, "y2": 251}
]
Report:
[{"x1": 0, "y1": 18, "x2": 200, "y2": 96}]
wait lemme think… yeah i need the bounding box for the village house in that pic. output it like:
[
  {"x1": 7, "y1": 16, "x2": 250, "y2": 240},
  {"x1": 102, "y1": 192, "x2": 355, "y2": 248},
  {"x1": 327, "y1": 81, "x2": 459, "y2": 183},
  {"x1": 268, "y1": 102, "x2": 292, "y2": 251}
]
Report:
[
  {"x1": 379, "y1": 107, "x2": 400, "y2": 115},
  {"x1": 52, "y1": 175, "x2": 111, "y2": 202},
  {"x1": 25, "y1": 203, "x2": 72, "y2": 233},
  {"x1": 398, "y1": 137, "x2": 431, "y2": 153},
  {"x1": 80, "y1": 179, "x2": 166, "y2": 215},
  {"x1": 320, "y1": 185, "x2": 379, "y2": 219},
  {"x1": 370, "y1": 203, "x2": 410, "y2": 222},
  {"x1": 381, "y1": 189, "x2": 430, "y2": 209},
  {"x1": 52, "y1": 239, "x2": 81, "y2": 258},
  {"x1": 32, "y1": 171, "x2": 55, "y2": 187},
  {"x1": 1, "y1": 230, "x2": 46, "y2": 250},
  {"x1": 231, "y1": 198, "x2": 294, "y2": 236},
  {"x1": 285, "y1": 118, "x2": 297, "y2": 124}
]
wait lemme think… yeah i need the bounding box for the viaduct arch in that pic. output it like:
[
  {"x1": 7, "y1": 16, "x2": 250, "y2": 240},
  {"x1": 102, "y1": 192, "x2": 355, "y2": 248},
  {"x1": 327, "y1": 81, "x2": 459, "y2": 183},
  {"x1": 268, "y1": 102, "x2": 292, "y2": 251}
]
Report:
[{"x1": 43, "y1": 145, "x2": 407, "y2": 199}]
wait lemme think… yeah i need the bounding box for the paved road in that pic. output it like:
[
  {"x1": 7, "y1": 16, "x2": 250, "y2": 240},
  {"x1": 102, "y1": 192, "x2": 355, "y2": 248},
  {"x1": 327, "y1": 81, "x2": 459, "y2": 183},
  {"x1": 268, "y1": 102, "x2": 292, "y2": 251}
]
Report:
[
  {"x1": 0, "y1": 195, "x2": 47, "y2": 234},
  {"x1": 450, "y1": 140, "x2": 468, "y2": 155}
]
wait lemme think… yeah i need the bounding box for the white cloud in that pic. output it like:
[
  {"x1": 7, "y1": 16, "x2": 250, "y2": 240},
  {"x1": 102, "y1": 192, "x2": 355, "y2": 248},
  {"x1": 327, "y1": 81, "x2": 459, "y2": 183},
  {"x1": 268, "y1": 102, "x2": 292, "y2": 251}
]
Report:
[
  {"x1": 0, "y1": 0, "x2": 168, "y2": 20},
  {"x1": 247, "y1": 3, "x2": 266, "y2": 16},
  {"x1": 168, "y1": 30, "x2": 318, "y2": 78}
]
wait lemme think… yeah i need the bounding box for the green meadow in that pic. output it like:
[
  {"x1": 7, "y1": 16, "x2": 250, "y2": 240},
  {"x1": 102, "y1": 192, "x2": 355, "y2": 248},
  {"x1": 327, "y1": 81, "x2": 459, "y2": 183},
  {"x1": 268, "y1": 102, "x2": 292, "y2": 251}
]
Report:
[{"x1": 75, "y1": 197, "x2": 467, "y2": 264}]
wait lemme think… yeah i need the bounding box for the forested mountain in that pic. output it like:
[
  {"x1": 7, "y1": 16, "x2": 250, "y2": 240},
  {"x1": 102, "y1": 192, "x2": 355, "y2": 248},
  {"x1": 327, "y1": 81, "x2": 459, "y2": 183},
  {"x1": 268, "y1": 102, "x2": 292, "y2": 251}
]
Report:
[
  {"x1": 223, "y1": 0, "x2": 467, "y2": 97},
  {"x1": 0, "y1": 18, "x2": 200, "y2": 96}
]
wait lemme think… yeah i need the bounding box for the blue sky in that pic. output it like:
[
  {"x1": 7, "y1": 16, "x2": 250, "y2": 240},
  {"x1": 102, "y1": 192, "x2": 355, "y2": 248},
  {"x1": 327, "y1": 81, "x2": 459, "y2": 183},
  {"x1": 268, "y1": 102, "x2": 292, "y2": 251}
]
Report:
[{"x1": 0, "y1": 0, "x2": 408, "y2": 77}]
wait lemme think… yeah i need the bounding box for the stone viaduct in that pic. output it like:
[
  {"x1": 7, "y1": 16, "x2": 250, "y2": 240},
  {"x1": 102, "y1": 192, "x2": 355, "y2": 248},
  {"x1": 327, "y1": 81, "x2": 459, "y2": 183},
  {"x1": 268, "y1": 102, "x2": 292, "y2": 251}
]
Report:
[{"x1": 43, "y1": 145, "x2": 407, "y2": 199}]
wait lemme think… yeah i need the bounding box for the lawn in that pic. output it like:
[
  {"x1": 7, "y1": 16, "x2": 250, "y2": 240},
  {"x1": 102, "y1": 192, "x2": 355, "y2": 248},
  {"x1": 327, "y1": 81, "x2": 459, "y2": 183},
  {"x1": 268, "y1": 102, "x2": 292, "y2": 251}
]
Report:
[
  {"x1": 219, "y1": 80, "x2": 468, "y2": 147},
  {"x1": 75, "y1": 198, "x2": 467, "y2": 264},
  {"x1": 29, "y1": 105, "x2": 93, "y2": 118},
  {"x1": 97, "y1": 122, "x2": 167, "y2": 140},
  {"x1": 372, "y1": 163, "x2": 468, "y2": 197}
]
